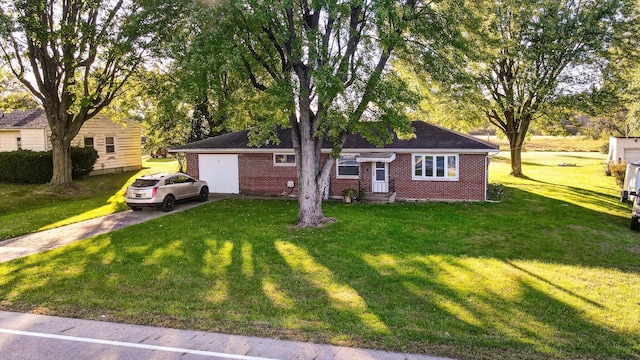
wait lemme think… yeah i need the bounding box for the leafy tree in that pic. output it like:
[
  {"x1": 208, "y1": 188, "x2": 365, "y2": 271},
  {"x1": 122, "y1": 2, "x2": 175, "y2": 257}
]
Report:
[
  {"x1": 409, "y1": 0, "x2": 638, "y2": 176},
  {"x1": 0, "y1": 0, "x2": 189, "y2": 187},
  {"x1": 109, "y1": 3, "x2": 259, "y2": 154},
  {"x1": 208, "y1": 0, "x2": 467, "y2": 227},
  {"x1": 0, "y1": 66, "x2": 38, "y2": 111}
]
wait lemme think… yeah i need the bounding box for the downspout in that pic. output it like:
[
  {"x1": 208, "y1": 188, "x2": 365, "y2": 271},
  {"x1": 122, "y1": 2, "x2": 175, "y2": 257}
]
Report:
[{"x1": 484, "y1": 155, "x2": 489, "y2": 201}]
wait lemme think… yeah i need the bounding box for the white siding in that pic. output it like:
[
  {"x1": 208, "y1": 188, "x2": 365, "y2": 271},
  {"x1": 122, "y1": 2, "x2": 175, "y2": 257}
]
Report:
[
  {"x1": 20, "y1": 129, "x2": 48, "y2": 151},
  {"x1": 607, "y1": 137, "x2": 640, "y2": 164},
  {"x1": 0, "y1": 131, "x2": 20, "y2": 151},
  {"x1": 2, "y1": 113, "x2": 142, "y2": 175},
  {"x1": 70, "y1": 115, "x2": 142, "y2": 174}
]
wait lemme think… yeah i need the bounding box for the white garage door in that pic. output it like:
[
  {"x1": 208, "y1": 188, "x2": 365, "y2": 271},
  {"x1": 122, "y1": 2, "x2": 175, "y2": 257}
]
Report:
[
  {"x1": 198, "y1": 154, "x2": 239, "y2": 194},
  {"x1": 624, "y1": 149, "x2": 640, "y2": 164}
]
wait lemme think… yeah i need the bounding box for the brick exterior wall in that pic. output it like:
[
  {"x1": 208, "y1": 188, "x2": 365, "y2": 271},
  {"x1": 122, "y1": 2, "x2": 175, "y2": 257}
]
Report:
[
  {"x1": 186, "y1": 153, "x2": 199, "y2": 179},
  {"x1": 186, "y1": 151, "x2": 488, "y2": 201},
  {"x1": 391, "y1": 153, "x2": 487, "y2": 201},
  {"x1": 238, "y1": 153, "x2": 299, "y2": 196}
]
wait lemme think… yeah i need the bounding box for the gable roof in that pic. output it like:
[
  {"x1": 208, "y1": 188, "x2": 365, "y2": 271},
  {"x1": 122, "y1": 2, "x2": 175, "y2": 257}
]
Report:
[
  {"x1": 171, "y1": 121, "x2": 498, "y2": 153},
  {"x1": 0, "y1": 109, "x2": 48, "y2": 129}
]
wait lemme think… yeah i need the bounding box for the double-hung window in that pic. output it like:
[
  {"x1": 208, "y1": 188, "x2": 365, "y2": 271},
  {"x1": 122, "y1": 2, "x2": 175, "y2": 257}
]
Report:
[
  {"x1": 336, "y1": 154, "x2": 359, "y2": 179},
  {"x1": 84, "y1": 137, "x2": 95, "y2": 148},
  {"x1": 413, "y1": 154, "x2": 458, "y2": 180},
  {"x1": 105, "y1": 136, "x2": 116, "y2": 153}
]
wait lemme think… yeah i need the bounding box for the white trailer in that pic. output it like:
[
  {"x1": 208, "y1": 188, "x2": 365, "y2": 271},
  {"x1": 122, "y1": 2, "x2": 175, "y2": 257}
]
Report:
[{"x1": 621, "y1": 161, "x2": 640, "y2": 202}]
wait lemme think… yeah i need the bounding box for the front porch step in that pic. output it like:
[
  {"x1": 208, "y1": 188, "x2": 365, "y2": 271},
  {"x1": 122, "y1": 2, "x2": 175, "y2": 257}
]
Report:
[{"x1": 364, "y1": 192, "x2": 396, "y2": 204}]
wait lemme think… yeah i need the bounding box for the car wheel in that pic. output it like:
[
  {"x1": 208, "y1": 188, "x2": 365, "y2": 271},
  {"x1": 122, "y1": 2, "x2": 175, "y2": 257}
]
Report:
[
  {"x1": 198, "y1": 186, "x2": 209, "y2": 202},
  {"x1": 130, "y1": 206, "x2": 142, "y2": 211},
  {"x1": 631, "y1": 216, "x2": 640, "y2": 231},
  {"x1": 160, "y1": 195, "x2": 175, "y2": 212}
]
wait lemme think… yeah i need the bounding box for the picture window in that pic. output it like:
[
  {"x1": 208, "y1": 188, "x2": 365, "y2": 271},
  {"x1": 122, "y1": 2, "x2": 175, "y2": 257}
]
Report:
[
  {"x1": 413, "y1": 154, "x2": 458, "y2": 180},
  {"x1": 274, "y1": 153, "x2": 296, "y2": 166},
  {"x1": 337, "y1": 154, "x2": 359, "y2": 178}
]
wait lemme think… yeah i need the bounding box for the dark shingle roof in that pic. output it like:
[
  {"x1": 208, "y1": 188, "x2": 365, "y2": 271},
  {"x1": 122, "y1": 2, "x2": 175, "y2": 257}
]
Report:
[
  {"x1": 0, "y1": 109, "x2": 47, "y2": 129},
  {"x1": 171, "y1": 121, "x2": 498, "y2": 152}
]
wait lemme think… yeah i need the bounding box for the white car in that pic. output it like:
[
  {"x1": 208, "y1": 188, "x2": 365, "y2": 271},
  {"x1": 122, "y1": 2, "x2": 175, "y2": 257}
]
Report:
[{"x1": 125, "y1": 173, "x2": 209, "y2": 212}]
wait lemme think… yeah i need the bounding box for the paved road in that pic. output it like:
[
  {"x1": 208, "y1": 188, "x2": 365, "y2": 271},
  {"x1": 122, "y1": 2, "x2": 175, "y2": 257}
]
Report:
[
  {"x1": 0, "y1": 311, "x2": 452, "y2": 360},
  {"x1": 0, "y1": 197, "x2": 455, "y2": 360}
]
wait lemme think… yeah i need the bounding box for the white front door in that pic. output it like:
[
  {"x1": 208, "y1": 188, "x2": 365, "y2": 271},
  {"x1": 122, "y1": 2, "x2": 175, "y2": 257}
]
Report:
[{"x1": 372, "y1": 162, "x2": 388, "y2": 193}]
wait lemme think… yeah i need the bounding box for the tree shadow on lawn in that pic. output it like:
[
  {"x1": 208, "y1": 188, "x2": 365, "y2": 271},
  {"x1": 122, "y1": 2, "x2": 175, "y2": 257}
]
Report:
[{"x1": 0, "y1": 197, "x2": 639, "y2": 359}]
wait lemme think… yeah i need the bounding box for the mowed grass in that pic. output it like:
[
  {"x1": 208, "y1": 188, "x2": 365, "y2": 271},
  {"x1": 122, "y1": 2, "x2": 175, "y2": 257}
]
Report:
[
  {"x1": 1, "y1": 152, "x2": 639, "y2": 359},
  {"x1": 0, "y1": 156, "x2": 178, "y2": 240}
]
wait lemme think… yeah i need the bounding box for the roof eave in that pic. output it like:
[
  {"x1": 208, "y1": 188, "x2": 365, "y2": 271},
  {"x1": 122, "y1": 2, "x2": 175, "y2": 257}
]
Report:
[{"x1": 169, "y1": 147, "x2": 498, "y2": 154}]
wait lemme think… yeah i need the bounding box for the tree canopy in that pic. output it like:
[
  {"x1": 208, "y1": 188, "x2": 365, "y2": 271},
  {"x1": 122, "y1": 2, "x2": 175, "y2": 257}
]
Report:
[
  {"x1": 0, "y1": 0, "x2": 189, "y2": 186},
  {"x1": 200, "y1": 0, "x2": 470, "y2": 226},
  {"x1": 0, "y1": 66, "x2": 38, "y2": 111},
  {"x1": 407, "y1": 0, "x2": 639, "y2": 176}
]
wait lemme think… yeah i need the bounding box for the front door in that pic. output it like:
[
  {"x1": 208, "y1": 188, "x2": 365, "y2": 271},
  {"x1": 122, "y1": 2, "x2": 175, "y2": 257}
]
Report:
[{"x1": 372, "y1": 162, "x2": 388, "y2": 193}]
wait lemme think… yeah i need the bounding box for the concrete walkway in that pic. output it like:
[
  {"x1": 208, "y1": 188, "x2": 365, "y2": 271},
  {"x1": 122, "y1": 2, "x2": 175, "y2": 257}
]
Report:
[{"x1": 0, "y1": 197, "x2": 454, "y2": 360}]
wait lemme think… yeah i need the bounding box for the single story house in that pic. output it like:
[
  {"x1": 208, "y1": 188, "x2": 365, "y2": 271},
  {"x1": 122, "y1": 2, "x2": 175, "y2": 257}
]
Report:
[
  {"x1": 170, "y1": 121, "x2": 499, "y2": 202},
  {"x1": 607, "y1": 136, "x2": 640, "y2": 165},
  {"x1": 0, "y1": 109, "x2": 142, "y2": 175}
]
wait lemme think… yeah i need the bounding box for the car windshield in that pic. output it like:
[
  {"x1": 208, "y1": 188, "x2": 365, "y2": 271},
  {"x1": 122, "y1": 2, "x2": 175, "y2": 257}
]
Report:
[{"x1": 131, "y1": 179, "x2": 159, "y2": 188}]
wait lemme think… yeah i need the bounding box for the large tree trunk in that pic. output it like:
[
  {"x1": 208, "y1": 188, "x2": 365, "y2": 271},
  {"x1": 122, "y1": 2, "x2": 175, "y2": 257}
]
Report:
[
  {"x1": 506, "y1": 129, "x2": 526, "y2": 177},
  {"x1": 294, "y1": 108, "x2": 332, "y2": 227},
  {"x1": 50, "y1": 134, "x2": 73, "y2": 187},
  {"x1": 297, "y1": 150, "x2": 328, "y2": 227}
]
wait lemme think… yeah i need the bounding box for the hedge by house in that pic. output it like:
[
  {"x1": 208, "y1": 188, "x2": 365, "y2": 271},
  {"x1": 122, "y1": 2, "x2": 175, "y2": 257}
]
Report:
[{"x1": 0, "y1": 147, "x2": 99, "y2": 184}]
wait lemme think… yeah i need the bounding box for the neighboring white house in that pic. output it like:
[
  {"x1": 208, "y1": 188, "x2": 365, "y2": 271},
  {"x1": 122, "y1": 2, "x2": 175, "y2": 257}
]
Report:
[
  {"x1": 0, "y1": 109, "x2": 142, "y2": 175},
  {"x1": 607, "y1": 136, "x2": 640, "y2": 165}
]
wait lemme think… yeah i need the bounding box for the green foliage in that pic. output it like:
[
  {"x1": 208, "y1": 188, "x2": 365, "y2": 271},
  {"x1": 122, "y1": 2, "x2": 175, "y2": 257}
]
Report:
[
  {"x1": 0, "y1": 0, "x2": 192, "y2": 185},
  {"x1": 0, "y1": 147, "x2": 98, "y2": 184},
  {"x1": 70, "y1": 147, "x2": 99, "y2": 180},
  {"x1": 0, "y1": 150, "x2": 52, "y2": 184},
  {"x1": 406, "y1": 0, "x2": 639, "y2": 175},
  {"x1": 206, "y1": 0, "x2": 468, "y2": 225},
  {"x1": 341, "y1": 186, "x2": 357, "y2": 197},
  {"x1": 108, "y1": 1, "x2": 263, "y2": 152},
  {"x1": 1, "y1": 153, "x2": 639, "y2": 359},
  {"x1": 0, "y1": 66, "x2": 38, "y2": 111},
  {"x1": 608, "y1": 163, "x2": 627, "y2": 187},
  {"x1": 0, "y1": 92, "x2": 39, "y2": 111}
]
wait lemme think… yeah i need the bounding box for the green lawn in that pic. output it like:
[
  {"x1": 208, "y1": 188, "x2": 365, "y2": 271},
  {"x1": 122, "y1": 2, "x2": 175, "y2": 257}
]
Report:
[
  {"x1": 0, "y1": 156, "x2": 178, "y2": 240},
  {"x1": 0, "y1": 152, "x2": 639, "y2": 359}
]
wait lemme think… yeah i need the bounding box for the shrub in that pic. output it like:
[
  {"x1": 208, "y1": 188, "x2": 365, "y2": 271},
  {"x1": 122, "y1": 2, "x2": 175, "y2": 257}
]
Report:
[
  {"x1": 599, "y1": 143, "x2": 609, "y2": 154},
  {"x1": 0, "y1": 147, "x2": 98, "y2": 184},
  {"x1": 0, "y1": 150, "x2": 52, "y2": 184},
  {"x1": 608, "y1": 163, "x2": 627, "y2": 187},
  {"x1": 71, "y1": 147, "x2": 99, "y2": 179}
]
